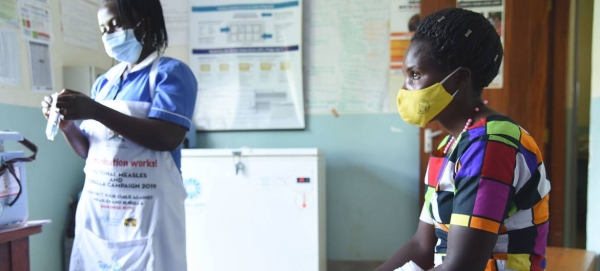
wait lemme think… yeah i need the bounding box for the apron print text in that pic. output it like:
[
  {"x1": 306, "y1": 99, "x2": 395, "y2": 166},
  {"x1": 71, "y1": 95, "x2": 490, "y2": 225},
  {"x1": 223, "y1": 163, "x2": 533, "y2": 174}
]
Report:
[
  {"x1": 91, "y1": 169, "x2": 148, "y2": 179},
  {"x1": 91, "y1": 157, "x2": 159, "y2": 168},
  {"x1": 89, "y1": 191, "x2": 154, "y2": 210},
  {"x1": 87, "y1": 178, "x2": 157, "y2": 189},
  {"x1": 98, "y1": 260, "x2": 122, "y2": 271}
]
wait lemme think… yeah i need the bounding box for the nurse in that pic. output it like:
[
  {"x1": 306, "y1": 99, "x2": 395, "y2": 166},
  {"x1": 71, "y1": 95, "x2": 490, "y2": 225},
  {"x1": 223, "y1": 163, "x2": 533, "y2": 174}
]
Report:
[{"x1": 41, "y1": 0, "x2": 197, "y2": 270}]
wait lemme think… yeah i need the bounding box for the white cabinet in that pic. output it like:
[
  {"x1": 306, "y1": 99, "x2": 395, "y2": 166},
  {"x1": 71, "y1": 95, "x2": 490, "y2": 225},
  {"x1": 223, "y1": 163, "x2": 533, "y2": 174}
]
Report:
[{"x1": 182, "y1": 148, "x2": 326, "y2": 271}]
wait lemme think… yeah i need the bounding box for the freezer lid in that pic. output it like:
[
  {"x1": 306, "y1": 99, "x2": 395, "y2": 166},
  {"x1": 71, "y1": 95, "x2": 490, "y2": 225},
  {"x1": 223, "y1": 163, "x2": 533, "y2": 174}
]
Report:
[{"x1": 182, "y1": 148, "x2": 320, "y2": 157}]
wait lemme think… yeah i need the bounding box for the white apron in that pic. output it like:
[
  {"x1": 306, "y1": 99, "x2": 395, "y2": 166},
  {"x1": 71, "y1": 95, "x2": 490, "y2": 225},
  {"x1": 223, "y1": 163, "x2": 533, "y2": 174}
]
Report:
[{"x1": 70, "y1": 58, "x2": 188, "y2": 271}]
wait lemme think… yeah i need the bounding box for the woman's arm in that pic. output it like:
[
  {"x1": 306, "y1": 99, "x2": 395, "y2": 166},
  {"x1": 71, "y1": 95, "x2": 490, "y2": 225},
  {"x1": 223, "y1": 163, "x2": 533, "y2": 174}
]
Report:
[
  {"x1": 56, "y1": 61, "x2": 196, "y2": 152},
  {"x1": 42, "y1": 95, "x2": 90, "y2": 159},
  {"x1": 92, "y1": 103, "x2": 187, "y2": 151},
  {"x1": 60, "y1": 121, "x2": 90, "y2": 159},
  {"x1": 428, "y1": 226, "x2": 498, "y2": 271},
  {"x1": 428, "y1": 136, "x2": 518, "y2": 271},
  {"x1": 56, "y1": 92, "x2": 187, "y2": 151},
  {"x1": 374, "y1": 221, "x2": 437, "y2": 271}
]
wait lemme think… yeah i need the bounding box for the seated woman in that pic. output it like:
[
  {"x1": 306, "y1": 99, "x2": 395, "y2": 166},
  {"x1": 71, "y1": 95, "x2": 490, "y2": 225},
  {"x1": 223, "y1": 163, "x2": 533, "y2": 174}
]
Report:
[{"x1": 375, "y1": 8, "x2": 551, "y2": 271}]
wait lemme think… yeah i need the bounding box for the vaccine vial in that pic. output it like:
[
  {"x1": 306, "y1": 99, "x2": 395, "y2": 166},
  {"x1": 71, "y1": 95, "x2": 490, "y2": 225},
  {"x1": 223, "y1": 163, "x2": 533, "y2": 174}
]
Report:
[{"x1": 45, "y1": 93, "x2": 61, "y2": 141}]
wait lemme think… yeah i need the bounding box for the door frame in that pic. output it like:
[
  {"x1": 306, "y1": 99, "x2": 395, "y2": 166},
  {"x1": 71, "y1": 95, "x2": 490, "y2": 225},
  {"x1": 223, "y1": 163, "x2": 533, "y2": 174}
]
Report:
[{"x1": 546, "y1": 0, "x2": 569, "y2": 247}]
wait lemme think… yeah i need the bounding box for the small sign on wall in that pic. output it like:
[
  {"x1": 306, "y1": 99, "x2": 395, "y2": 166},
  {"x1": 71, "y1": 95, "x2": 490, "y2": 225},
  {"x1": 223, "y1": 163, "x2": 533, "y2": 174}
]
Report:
[
  {"x1": 457, "y1": 0, "x2": 505, "y2": 89},
  {"x1": 389, "y1": 0, "x2": 420, "y2": 74}
]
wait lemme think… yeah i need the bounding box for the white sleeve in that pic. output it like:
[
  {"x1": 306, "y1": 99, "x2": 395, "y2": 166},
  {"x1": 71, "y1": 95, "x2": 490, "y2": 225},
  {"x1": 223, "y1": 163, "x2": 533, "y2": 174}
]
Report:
[
  {"x1": 394, "y1": 261, "x2": 425, "y2": 271},
  {"x1": 419, "y1": 202, "x2": 434, "y2": 225}
]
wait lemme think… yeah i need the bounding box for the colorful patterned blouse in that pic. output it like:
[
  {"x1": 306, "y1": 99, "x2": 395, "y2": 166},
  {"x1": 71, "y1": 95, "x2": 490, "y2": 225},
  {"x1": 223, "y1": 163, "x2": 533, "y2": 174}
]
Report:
[{"x1": 419, "y1": 115, "x2": 551, "y2": 271}]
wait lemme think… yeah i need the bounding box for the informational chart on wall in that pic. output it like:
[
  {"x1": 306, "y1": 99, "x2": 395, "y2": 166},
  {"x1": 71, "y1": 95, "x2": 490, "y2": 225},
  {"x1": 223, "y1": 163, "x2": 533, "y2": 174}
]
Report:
[
  {"x1": 19, "y1": 1, "x2": 52, "y2": 44},
  {"x1": 28, "y1": 41, "x2": 53, "y2": 93},
  {"x1": 60, "y1": 0, "x2": 100, "y2": 50},
  {"x1": 303, "y1": 0, "x2": 390, "y2": 114},
  {"x1": 161, "y1": 0, "x2": 190, "y2": 46},
  {"x1": 189, "y1": 0, "x2": 304, "y2": 131},
  {"x1": 0, "y1": 0, "x2": 21, "y2": 87},
  {"x1": 457, "y1": 0, "x2": 504, "y2": 89},
  {"x1": 0, "y1": 0, "x2": 19, "y2": 28},
  {"x1": 389, "y1": 0, "x2": 420, "y2": 74},
  {"x1": 0, "y1": 28, "x2": 20, "y2": 86}
]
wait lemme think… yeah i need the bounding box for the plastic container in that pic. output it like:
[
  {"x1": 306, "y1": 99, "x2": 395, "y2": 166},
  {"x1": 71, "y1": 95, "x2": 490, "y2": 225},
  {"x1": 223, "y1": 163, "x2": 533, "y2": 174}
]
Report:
[{"x1": 45, "y1": 93, "x2": 62, "y2": 141}]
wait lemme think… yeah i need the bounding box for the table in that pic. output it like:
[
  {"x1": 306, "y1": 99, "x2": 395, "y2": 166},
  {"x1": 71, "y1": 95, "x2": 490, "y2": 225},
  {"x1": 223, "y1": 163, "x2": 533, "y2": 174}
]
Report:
[
  {"x1": 546, "y1": 246, "x2": 596, "y2": 271},
  {"x1": 0, "y1": 223, "x2": 45, "y2": 271}
]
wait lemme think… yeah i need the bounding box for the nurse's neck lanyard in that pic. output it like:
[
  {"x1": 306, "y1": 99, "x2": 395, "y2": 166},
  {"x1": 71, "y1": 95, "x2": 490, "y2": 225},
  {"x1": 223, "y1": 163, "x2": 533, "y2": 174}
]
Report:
[{"x1": 0, "y1": 138, "x2": 37, "y2": 207}]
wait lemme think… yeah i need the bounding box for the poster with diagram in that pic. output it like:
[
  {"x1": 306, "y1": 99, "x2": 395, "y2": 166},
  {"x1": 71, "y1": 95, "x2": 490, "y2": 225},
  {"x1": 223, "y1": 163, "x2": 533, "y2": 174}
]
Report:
[
  {"x1": 189, "y1": 0, "x2": 304, "y2": 131},
  {"x1": 457, "y1": 0, "x2": 504, "y2": 88}
]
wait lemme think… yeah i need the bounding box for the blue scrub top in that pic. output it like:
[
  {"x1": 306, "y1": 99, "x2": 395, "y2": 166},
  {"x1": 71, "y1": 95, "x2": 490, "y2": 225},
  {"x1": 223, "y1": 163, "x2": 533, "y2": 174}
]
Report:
[{"x1": 85, "y1": 53, "x2": 198, "y2": 170}]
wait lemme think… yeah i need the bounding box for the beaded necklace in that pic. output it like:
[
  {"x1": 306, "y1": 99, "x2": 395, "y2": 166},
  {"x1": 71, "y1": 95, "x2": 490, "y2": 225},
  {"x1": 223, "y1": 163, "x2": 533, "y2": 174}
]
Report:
[{"x1": 443, "y1": 100, "x2": 488, "y2": 155}]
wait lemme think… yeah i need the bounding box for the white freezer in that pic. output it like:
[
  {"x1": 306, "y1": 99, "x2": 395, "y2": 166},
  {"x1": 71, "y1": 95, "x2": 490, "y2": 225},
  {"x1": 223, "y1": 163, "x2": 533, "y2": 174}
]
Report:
[{"x1": 181, "y1": 148, "x2": 326, "y2": 271}]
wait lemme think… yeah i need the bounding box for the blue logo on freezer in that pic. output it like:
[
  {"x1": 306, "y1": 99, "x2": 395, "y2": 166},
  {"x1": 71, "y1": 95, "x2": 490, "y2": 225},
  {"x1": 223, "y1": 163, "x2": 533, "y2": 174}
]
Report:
[{"x1": 184, "y1": 178, "x2": 201, "y2": 199}]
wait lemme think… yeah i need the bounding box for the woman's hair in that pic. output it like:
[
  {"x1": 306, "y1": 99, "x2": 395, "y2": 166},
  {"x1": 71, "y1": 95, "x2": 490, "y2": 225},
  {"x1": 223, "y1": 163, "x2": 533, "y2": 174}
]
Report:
[
  {"x1": 412, "y1": 8, "x2": 503, "y2": 95},
  {"x1": 107, "y1": 0, "x2": 169, "y2": 52}
]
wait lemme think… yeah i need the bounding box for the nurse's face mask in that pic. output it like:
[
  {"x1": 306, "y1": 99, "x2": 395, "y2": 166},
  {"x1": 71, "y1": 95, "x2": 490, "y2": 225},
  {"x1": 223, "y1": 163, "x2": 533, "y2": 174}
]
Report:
[
  {"x1": 102, "y1": 21, "x2": 144, "y2": 63},
  {"x1": 396, "y1": 67, "x2": 462, "y2": 127}
]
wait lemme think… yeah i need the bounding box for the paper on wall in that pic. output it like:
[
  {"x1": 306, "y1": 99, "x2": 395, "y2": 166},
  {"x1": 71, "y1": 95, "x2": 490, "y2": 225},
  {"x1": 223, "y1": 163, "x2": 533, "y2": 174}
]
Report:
[
  {"x1": 457, "y1": 0, "x2": 504, "y2": 89},
  {"x1": 28, "y1": 41, "x2": 54, "y2": 93},
  {"x1": 389, "y1": 0, "x2": 420, "y2": 74},
  {"x1": 19, "y1": 1, "x2": 52, "y2": 44},
  {"x1": 304, "y1": 0, "x2": 390, "y2": 114},
  {"x1": 189, "y1": 0, "x2": 305, "y2": 130},
  {"x1": 30, "y1": 0, "x2": 48, "y2": 5},
  {"x1": 0, "y1": 28, "x2": 21, "y2": 86},
  {"x1": 61, "y1": 0, "x2": 100, "y2": 50},
  {"x1": 0, "y1": 0, "x2": 19, "y2": 28},
  {"x1": 161, "y1": 0, "x2": 189, "y2": 46}
]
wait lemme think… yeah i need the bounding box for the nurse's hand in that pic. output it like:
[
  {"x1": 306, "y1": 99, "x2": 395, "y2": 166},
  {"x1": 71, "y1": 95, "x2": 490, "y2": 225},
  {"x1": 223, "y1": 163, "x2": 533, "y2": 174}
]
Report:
[
  {"x1": 41, "y1": 94, "x2": 74, "y2": 130},
  {"x1": 42, "y1": 90, "x2": 91, "y2": 159},
  {"x1": 55, "y1": 89, "x2": 100, "y2": 121}
]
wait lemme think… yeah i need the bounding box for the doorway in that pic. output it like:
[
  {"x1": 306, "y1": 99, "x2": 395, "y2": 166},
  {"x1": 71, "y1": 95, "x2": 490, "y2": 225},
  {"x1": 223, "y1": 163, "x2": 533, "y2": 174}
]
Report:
[{"x1": 568, "y1": 0, "x2": 594, "y2": 249}]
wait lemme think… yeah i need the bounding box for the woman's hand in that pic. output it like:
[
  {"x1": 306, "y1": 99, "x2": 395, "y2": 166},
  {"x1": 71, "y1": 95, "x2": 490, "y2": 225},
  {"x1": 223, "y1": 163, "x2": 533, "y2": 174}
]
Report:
[
  {"x1": 41, "y1": 91, "x2": 76, "y2": 130},
  {"x1": 41, "y1": 89, "x2": 91, "y2": 158},
  {"x1": 54, "y1": 89, "x2": 101, "y2": 121}
]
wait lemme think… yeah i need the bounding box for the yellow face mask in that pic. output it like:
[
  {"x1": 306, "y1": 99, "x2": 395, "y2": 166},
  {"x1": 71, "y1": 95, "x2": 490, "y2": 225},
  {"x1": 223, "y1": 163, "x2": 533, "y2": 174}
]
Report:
[{"x1": 396, "y1": 67, "x2": 461, "y2": 127}]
